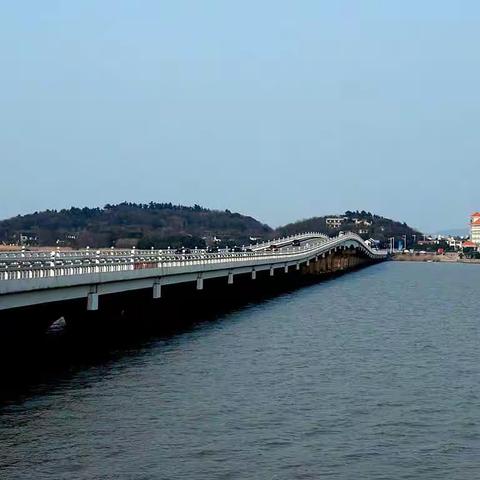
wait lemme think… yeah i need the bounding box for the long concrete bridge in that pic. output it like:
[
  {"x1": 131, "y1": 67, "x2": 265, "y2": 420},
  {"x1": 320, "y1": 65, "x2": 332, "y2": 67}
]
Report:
[{"x1": 0, "y1": 232, "x2": 387, "y2": 334}]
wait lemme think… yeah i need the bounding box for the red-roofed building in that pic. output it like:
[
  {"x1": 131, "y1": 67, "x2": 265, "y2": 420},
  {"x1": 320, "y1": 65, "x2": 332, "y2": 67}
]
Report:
[{"x1": 470, "y1": 213, "x2": 480, "y2": 245}]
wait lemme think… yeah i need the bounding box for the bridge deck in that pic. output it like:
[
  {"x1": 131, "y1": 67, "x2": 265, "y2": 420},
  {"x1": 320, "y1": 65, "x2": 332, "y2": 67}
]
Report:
[{"x1": 0, "y1": 233, "x2": 387, "y2": 311}]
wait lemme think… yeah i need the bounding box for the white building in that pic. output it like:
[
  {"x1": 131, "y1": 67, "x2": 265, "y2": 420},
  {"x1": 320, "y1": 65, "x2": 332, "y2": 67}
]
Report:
[
  {"x1": 447, "y1": 237, "x2": 463, "y2": 250},
  {"x1": 326, "y1": 217, "x2": 348, "y2": 229},
  {"x1": 353, "y1": 218, "x2": 372, "y2": 227},
  {"x1": 471, "y1": 212, "x2": 480, "y2": 245}
]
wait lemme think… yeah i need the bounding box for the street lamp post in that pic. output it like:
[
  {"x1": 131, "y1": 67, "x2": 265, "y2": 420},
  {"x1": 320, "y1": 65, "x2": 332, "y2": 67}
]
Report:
[{"x1": 388, "y1": 237, "x2": 395, "y2": 254}]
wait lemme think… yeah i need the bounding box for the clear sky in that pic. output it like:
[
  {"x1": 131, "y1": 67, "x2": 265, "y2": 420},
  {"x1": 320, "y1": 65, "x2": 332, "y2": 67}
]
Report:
[{"x1": 1, "y1": 1, "x2": 479, "y2": 232}]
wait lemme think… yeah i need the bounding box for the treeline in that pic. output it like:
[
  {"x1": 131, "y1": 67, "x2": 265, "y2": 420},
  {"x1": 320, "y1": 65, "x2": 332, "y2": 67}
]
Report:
[
  {"x1": 0, "y1": 204, "x2": 421, "y2": 249},
  {"x1": 0, "y1": 203, "x2": 272, "y2": 249},
  {"x1": 276, "y1": 210, "x2": 421, "y2": 246}
]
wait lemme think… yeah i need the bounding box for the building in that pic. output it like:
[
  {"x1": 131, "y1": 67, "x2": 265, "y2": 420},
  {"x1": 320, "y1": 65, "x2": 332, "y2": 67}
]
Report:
[
  {"x1": 447, "y1": 237, "x2": 463, "y2": 250},
  {"x1": 353, "y1": 218, "x2": 372, "y2": 227},
  {"x1": 417, "y1": 239, "x2": 439, "y2": 246},
  {"x1": 470, "y1": 212, "x2": 480, "y2": 245},
  {"x1": 462, "y1": 240, "x2": 479, "y2": 257},
  {"x1": 325, "y1": 217, "x2": 348, "y2": 229}
]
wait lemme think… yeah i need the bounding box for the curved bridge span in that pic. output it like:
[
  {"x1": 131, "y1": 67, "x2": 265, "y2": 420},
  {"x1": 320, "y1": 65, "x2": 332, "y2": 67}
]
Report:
[{"x1": 0, "y1": 233, "x2": 386, "y2": 317}]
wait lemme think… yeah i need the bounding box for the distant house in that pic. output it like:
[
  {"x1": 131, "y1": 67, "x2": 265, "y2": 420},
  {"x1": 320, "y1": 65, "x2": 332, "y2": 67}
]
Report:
[
  {"x1": 418, "y1": 239, "x2": 439, "y2": 246},
  {"x1": 447, "y1": 237, "x2": 463, "y2": 249},
  {"x1": 353, "y1": 218, "x2": 372, "y2": 227},
  {"x1": 462, "y1": 240, "x2": 479, "y2": 257},
  {"x1": 18, "y1": 233, "x2": 38, "y2": 246},
  {"x1": 326, "y1": 217, "x2": 348, "y2": 229}
]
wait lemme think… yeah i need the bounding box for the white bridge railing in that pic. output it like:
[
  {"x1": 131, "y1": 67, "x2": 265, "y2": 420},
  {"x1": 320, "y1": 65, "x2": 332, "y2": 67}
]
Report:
[
  {"x1": 0, "y1": 233, "x2": 386, "y2": 282},
  {"x1": 250, "y1": 232, "x2": 329, "y2": 251}
]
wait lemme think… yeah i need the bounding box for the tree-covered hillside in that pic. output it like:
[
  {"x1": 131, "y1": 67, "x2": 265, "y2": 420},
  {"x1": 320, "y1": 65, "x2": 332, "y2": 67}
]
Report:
[
  {"x1": 275, "y1": 210, "x2": 421, "y2": 246},
  {"x1": 0, "y1": 205, "x2": 422, "y2": 250},
  {"x1": 0, "y1": 202, "x2": 272, "y2": 249}
]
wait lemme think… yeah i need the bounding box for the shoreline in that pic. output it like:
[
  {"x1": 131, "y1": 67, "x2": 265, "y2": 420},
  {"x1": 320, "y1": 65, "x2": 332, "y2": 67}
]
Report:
[{"x1": 392, "y1": 254, "x2": 480, "y2": 264}]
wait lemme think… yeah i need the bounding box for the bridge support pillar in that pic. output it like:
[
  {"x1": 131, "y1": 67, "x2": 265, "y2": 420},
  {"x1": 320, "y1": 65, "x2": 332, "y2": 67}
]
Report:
[
  {"x1": 197, "y1": 275, "x2": 204, "y2": 290},
  {"x1": 296, "y1": 262, "x2": 300, "y2": 271},
  {"x1": 228, "y1": 272, "x2": 234, "y2": 284},
  {"x1": 251, "y1": 269, "x2": 256, "y2": 280},
  {"x1": 153, "y1": 280, "x2": 162, "y2": 298},
  {"x1": 284, "y1": 264, "x2": 288, "y2": 273},
  {"x1": 270, "y1": 266, "x2": 274, "y2": 276},
  {"x1": 87, "y1": 291, "x2": 99, "y2": 311},
  {"x1": 321, "y1": 257, "x2": 327, "y2": 272}
]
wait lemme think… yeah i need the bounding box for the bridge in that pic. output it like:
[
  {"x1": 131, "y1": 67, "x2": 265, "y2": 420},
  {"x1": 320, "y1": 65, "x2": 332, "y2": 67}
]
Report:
[
  {"x1": 0, "y1": 232, "x2": 387, "y2": 334},
  {"x1": 250, "y1": 232, "x2": 329, "y2": 251}
]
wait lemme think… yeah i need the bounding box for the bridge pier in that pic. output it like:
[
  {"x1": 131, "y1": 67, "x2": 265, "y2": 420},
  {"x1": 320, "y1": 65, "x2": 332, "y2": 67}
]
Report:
[
  {"x1": 87, "y1": 290, "x2": 99, "y2": 311},
  {"x1": 153, "y1": 280, "x2": 162, "y2": 298}
]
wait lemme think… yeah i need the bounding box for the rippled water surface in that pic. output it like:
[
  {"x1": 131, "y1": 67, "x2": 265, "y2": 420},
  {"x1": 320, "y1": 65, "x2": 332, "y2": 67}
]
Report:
[{"x1": 1, "y1": 262, "x2": 480, "y2": 479}]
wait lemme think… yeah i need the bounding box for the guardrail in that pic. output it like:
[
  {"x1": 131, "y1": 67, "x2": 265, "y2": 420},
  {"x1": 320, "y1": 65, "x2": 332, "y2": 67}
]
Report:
[
  {"x1": 250, "y1": 232, "x2": 329, "y2": 250},
  {"x1": 0, "y1": 231, "x2": 329, "y2": 260},
  {"x1": 0, "y1": 233, "x2": 386, "y2": 281}
]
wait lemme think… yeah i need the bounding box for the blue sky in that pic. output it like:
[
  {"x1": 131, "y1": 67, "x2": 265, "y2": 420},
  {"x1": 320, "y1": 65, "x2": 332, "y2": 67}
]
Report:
[{"x1": 1, "y1": 1, "x2": 479, "y2": 232}]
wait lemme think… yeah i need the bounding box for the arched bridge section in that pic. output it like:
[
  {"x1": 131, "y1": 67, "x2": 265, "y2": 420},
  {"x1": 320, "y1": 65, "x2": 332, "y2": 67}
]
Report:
[{"x1": 250, "y1": 232, "x2": 329, "y2": 251}]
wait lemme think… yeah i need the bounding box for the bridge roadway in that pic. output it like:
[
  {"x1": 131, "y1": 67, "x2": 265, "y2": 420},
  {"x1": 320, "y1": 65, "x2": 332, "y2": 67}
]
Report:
[
  {"x1": 0, "y1": 232, "x2": 386, "y2": 313},
  {"x1": 250, "y1": 232, "x2": 329, "y2": 251}
]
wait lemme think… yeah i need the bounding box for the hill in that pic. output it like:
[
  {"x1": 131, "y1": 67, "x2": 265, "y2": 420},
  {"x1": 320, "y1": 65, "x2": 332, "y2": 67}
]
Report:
[
  {"x1": 0, "y1": 205, "x2": 423, "y2": 250},
  {"x1": 0, "y1": 202, "x2": 272, "y2": 249},
  {"x1": 275, "y1": 210, "x2": 421, "y2": 247}
]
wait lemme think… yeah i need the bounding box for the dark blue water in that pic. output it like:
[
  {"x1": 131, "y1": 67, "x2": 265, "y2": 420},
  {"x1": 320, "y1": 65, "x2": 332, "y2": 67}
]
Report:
[{"x1": 1, "y1": 262, "x2": 480, "y2": 479}]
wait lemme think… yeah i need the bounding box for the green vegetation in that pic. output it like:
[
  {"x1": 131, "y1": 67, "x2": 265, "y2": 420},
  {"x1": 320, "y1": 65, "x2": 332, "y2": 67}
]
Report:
[
  {"x1": 0, "y1": 202, "x2": 271, "y2": 249},
  {"x1": 0, "y1": 205, "x2": 421, "y2": 250},
  {"x1": 276, "y1": 210, "x2": 422, "y2": 247}
]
